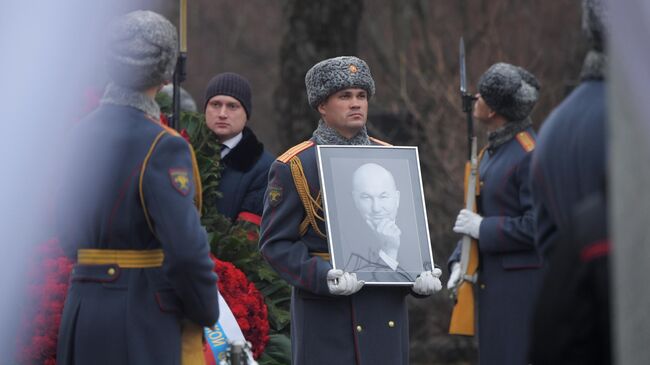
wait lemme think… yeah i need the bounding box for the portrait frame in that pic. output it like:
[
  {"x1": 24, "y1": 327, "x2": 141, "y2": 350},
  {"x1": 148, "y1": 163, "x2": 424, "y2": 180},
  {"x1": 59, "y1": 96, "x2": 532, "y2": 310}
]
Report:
[{"x1": 317, "y1": 145, "x2": 435, "y2": 285}]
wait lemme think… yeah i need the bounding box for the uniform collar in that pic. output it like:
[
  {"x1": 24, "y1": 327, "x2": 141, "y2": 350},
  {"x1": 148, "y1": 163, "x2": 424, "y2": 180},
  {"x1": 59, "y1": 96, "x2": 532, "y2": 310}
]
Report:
[
  {"x1": 311, "y1": 119, "x2": 371, "y2": 146},
  {"x1": 487, "y1": 117, "x2": 532, "y2": 154},
  {"x1": 100, "y1": 82, "x2": 161, "y2": 119},
  {"x1": 580, "y1": 50, "x2": 606, "y2": 81}
]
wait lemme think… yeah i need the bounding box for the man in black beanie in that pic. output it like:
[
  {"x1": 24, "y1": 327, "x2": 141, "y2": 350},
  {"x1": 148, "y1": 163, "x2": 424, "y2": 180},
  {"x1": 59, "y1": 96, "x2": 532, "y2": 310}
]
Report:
[
  {"x1": 203, "y1": 72, "x2": 274, "y2": 224},
  {"x1": 56, "y1": 10, "x2": 219, "y2": 365},
  {"x1": 447, "y1": 62, "x2": 543, "y2": 365}
]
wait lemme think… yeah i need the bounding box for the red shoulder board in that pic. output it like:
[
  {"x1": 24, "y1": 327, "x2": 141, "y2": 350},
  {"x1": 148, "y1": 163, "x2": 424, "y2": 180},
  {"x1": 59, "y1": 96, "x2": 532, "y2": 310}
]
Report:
[
  {"x1": 277, "y1": 141, "x2": 314, "y2": 163},
  {"x1": 369, "y1": 137, "x2": 392, "y2": 146},
  {"x1": 515, "y1": 131, "x2": 535, "y2": 153}
]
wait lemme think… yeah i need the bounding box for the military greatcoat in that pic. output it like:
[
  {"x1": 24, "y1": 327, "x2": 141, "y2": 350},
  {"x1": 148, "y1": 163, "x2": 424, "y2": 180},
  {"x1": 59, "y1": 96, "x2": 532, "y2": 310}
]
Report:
[
  {"x1": 260, "y1": 138, "x2": 414, "y2": 365},
  {"x1": 56, "y1": 104, "x2": 219, "y2": 365},
  {"x1": 450, "y1": 128, "x2": 543, "y2": 365}
]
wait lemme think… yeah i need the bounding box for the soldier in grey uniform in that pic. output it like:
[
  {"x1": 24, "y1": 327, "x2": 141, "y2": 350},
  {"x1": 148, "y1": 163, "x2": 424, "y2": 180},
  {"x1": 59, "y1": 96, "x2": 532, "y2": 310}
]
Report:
[
  {"x1": 447, "y1": 63, "x2": 543, "y2": 365},
  {"x1": 259, "y1": 56, "x2": 442, "y2": 365},
  {"x1": 56, "y1": 11, "x2": 219, "y2": 365}
]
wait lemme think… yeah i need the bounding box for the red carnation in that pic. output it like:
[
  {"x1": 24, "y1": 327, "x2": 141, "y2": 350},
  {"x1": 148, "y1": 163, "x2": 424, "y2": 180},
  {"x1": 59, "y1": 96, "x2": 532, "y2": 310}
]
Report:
[{"x1": 210, "y1": 254, "x2": 270, "y2": 359}]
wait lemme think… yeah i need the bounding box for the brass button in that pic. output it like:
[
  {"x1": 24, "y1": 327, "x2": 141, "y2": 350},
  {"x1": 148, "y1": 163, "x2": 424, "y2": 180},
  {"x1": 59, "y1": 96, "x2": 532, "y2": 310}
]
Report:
[
  {"x1": 480, "y1": 284, "x2": 486, "y2": 289},
  {"x1": 388, "y1": 321, "x2": 395, "y2": 328},
  {"x1": 356, "y1": 325, "x2": 363, "y2": 333},
  {"x1": 479, "y1": 181, "x2": 484, "y2": 187},
  {"x1": 107, "y1": 268, "x2": 116, "y2": 276}
]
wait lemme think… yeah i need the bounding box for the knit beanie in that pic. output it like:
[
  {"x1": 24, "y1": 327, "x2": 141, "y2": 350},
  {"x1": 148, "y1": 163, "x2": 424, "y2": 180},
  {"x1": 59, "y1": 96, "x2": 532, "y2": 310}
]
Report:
[
  {"x1": 305, "y1": 56, "x2": 375, "y2": 109},
  {"x1": 477, "y1": 63, "x2": 540, "y2": 122},
  {"x1": 105, "y1": 10, "x2": 178, "y2": 91},
  {"x1": 203, "y1": 72, "x2": 252, "y2": 119}
]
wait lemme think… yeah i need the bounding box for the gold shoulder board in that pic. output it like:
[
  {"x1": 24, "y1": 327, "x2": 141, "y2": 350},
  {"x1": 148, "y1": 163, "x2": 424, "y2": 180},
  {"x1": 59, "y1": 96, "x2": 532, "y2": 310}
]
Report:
[
  {"x1": 369, "y1": 136, "x2": 392, "y2": 146},
  {"x1": 277, "y1": 141, "x2": 314, "y2": 163},
  {"x1": 515, "y1": 131, "x2": 535, "y2": 152}
]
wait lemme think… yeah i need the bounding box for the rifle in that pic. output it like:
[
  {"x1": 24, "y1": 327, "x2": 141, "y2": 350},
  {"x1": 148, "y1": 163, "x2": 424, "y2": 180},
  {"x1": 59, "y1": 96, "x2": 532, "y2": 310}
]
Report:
[
  {"x1": 170, "y1": 0, "x2": 187, "y2": 130},
  {"x1": 449, "y1": 37, "x2": 479, "y2": 336}
]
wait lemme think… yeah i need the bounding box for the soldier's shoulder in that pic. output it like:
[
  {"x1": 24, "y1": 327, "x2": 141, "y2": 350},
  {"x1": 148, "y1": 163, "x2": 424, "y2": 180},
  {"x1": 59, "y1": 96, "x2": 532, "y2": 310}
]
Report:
[
  {"x1": 369, "y1": 136, "x2": 392, "y2": 146},
  {"x1": 276, "y1": 140, "x2": 315, "y2": 163},
  {"x1": 514, "y1": 131, "x2": 536, "y2": 153}
]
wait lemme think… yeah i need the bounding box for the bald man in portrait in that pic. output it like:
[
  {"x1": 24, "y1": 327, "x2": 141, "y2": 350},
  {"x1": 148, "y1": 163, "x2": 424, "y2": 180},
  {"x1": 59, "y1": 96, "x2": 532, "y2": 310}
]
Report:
[{"x1": 340, "y1": 162, "x2": 422, "y2": 281}]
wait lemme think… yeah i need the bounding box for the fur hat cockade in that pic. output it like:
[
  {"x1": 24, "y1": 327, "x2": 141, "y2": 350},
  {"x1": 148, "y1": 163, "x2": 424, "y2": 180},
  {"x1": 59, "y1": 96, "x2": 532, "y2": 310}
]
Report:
[
  {"x1": 105, "y1": 10, "x2": 178, "y2": 91},
  {"x1": 478, "y1": 63, "x2": 540, "y2": 122},
  {"x1": 305, "y1": 56, "x2": 375, "y2": 109}
]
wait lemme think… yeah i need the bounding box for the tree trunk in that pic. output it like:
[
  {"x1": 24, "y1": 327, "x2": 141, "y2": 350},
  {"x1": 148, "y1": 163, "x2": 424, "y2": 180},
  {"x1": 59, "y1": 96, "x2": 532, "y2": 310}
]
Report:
[{"x1": 274, "y1": 0, "x2": 364, "y2": 149}]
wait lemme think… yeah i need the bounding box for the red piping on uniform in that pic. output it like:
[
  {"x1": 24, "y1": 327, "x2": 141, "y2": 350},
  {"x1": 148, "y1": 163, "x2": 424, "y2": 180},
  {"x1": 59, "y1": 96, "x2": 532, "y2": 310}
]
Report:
[
  {"x1": 237, "y1": 211, "x2": 262, "y2": 226},
  {"x1": 580, "y1": 239, "x2": 610, "y2": 262}
]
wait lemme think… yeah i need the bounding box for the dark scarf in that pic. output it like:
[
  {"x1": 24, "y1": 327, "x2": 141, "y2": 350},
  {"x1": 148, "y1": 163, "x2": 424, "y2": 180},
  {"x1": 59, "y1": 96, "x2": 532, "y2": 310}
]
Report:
[
  {"x1": 100, "y1": 82, "x2": 161, "y2": 118},
  {"x1": 487, "y1": 117, "x2": 533, "y2": 153},
  {"x1": 312, "y1": 119, "x2": 371, "y2": 146},
  {"x1": 221, "y1": 127, "x2": 264, "y2": 172},
  {"x1": 580, "y1": 50, "x2": 606, "y2": 81}
]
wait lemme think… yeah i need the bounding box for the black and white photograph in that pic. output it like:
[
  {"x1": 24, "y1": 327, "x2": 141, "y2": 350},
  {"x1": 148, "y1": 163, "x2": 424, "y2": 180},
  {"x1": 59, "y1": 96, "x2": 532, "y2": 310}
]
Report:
[{"x1": 317, "y1": 145, "x2": 434, "y2": 284}]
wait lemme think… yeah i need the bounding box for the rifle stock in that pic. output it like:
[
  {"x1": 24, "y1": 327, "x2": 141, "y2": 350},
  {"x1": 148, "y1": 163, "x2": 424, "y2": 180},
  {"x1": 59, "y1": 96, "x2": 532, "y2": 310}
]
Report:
[{"x1": 449, "y1": 137, "x2": 480, "y2": 336}]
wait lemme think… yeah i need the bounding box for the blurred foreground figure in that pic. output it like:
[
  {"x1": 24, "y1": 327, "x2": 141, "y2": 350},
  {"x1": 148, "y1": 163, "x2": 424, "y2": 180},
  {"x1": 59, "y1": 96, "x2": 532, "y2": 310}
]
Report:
[
  {"x1": 56, "y1": 10, "x2": 219, "y2": 365},
  {"x1": 259, "y1": 56, "x2": 442, "y2": 365},
  {"x1": 529, "y1": 0, "x2": 610, "y2": 363},
  {"x1": 447, "y1": 62, "x2": 543, "y2": 365}
]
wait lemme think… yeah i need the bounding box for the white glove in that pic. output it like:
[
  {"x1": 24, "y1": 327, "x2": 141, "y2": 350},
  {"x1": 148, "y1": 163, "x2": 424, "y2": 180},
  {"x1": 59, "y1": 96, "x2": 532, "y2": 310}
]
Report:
[
  {"x1": 447, "y1": 262, "x2": 462, "y2": 290},
  {"x1": 327, "y1": 269, "x2": 364, "y2": 295},
  {"x1": 412, "y1": 268, "x2": 443, "y2": 295},
  {"x1": 453, "y1": 209, "x2": 483, "y2": 239}
]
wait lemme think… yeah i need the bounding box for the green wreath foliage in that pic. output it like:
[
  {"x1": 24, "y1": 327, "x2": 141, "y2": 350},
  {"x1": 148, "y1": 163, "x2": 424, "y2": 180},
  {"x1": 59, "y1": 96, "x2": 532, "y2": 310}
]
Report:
[{"x1": 157, "y1": 93, "x2": 292, "y2": 365}]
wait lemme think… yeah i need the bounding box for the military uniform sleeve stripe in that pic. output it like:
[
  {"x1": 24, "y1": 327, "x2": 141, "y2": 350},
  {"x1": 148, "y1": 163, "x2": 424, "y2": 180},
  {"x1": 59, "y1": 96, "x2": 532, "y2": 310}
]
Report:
[
  {"x1": 515, "y1": 131, "x2": 536, "y2": 152},
  {"x1": 277, "y1": 141, "x2": 314, "y2": 163},
  {"x1": 369, "y1": 136, "x2": 392, "y2": 146}
]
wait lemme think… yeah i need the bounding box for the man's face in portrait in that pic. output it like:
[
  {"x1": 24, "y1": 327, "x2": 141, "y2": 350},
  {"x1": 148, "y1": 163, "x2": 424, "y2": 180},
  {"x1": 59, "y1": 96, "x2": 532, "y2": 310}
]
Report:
[{"x1": 352, "y1": 163, "x2": 400, "y2": 230}]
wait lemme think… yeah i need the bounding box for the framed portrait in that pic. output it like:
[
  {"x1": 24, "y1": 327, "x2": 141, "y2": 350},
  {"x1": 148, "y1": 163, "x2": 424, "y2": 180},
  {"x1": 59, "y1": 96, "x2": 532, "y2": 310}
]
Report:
[{"x1": 317, "y1": 145, "x2": 435, "y2": 285}]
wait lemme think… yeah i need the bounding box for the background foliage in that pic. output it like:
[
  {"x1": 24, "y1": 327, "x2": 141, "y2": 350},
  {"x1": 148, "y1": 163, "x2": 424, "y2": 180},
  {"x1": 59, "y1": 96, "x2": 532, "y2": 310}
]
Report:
[{"x1": 157, "y1": 93, "x2": 293, "y2": 364}]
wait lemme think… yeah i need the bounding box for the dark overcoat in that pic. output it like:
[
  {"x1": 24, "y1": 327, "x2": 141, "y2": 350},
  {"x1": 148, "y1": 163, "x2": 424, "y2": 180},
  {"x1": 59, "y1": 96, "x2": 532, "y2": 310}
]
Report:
[
  {"x1": 530, "y1": 80, "x2": 607, "y2": 254},
  {"x1": 450, "y1": 128, "x2": 543, "y2": 365},
  {"x1": 215, "y1": 126, "x2": 274, "y2": 222},
  {"x1": 260, "y1": 138, "x2": 415, "y2": 365},
  {"x1": 529, "y1": 193, "x2": 611, "y2": 365},
  {"x1": 56, "y1": 104, "x2": 219, "y2": 365}
]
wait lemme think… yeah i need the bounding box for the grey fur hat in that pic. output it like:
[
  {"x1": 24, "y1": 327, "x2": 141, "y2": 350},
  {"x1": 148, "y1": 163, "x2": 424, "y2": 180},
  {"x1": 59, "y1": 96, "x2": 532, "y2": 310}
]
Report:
[
  {"x1": 106, "y1": 10, "x2": 178, "y2": 90},
  {"x1": 582, "y1": 0, "x2": 607, "y2": 52},
  {"x1": 305, "y1": 56, "x2": 375, "y2": 109},
  {"x1": 478, "y1": 63, "x2": 540, "y2": 122}
]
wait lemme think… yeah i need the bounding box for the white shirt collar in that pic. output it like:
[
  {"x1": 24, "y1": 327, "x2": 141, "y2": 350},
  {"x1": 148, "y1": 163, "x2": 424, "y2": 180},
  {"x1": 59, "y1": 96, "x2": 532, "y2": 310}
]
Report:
[{"x1": 220, "y1": 132, "x2": 243, "y2": 158}]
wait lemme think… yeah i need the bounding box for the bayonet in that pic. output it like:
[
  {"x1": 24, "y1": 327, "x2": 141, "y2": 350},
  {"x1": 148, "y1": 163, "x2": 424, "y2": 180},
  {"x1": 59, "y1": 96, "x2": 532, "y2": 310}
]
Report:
[
  {"x1": 170, "y1": 0, "x2": 188, "y2": 130},
  {"x1": 449, "y1": 37, "x2": 480, "y2": 336},
  {"x1": 459, "y1": 37, "x2": 477, "y2": 160}
]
